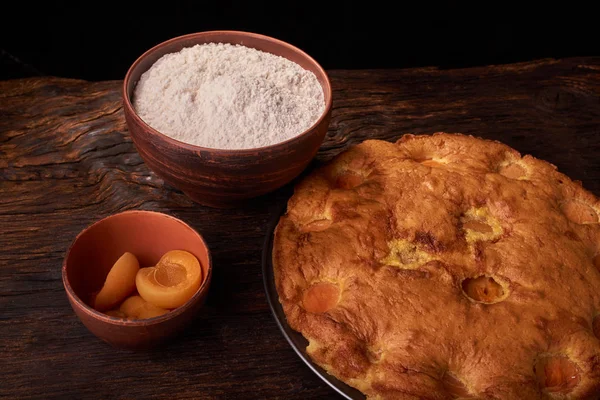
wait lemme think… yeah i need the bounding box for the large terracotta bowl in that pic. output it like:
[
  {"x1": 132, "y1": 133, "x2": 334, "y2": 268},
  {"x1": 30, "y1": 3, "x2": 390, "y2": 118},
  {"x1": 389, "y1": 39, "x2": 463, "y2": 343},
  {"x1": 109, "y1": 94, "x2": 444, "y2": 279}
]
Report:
[
  {"x1": 122, "y1": 31, "x2": 332, "y2": 208},
  {"x1": 62, "y1": 210, "x2": 212, "y2": 350}
]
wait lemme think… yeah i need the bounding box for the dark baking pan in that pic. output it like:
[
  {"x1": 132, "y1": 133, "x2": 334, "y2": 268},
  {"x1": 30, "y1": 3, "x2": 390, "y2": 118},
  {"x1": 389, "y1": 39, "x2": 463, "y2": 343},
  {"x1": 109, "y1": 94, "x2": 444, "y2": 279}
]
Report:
[{"x1": 262, "y1": 202, "x2": 365, "y2": 400}]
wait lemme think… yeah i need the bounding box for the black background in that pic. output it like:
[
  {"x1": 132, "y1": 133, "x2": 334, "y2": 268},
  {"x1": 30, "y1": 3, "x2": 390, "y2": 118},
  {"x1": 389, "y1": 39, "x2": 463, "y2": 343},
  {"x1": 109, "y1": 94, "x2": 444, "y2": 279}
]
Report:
[{"x1": 1, "y1": 3, "x2": 597, "y2": 81}]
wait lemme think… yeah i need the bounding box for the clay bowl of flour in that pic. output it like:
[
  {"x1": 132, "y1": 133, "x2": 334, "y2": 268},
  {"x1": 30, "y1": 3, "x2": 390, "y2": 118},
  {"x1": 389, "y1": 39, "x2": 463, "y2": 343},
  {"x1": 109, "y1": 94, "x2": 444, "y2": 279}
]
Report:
[{"x1": 122, "y1": 31, "x2": 332, "y2": 208}]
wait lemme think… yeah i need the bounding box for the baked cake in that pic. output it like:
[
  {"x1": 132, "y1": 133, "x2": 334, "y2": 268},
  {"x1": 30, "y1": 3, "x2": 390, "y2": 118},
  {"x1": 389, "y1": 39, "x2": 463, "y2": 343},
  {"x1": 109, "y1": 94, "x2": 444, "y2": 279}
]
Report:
[{"x1": 272, "y1": 133, "x2": 600, "y2": 399}]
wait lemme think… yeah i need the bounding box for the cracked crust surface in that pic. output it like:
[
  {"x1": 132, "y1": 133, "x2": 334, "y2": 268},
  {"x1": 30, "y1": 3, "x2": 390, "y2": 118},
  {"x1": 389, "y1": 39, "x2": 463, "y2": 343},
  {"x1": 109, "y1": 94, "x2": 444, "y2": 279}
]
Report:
[{"x1": 272, "y1": 133, "x2": 600, "y2": 399}]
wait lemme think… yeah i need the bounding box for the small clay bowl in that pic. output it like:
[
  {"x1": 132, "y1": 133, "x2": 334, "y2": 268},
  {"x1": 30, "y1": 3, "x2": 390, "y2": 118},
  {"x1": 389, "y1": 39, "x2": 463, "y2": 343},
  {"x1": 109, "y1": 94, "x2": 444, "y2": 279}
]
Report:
[
  {"x1": 62, "y1": 210, "x2": 212, "y2": 350},
  {"x1": 122, "y1": 31, "x2": 332, "y2": 208}
]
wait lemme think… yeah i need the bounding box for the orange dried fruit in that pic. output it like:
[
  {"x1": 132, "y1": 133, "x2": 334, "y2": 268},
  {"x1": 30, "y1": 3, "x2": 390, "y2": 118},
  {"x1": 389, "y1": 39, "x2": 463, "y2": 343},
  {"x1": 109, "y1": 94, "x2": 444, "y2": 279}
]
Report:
[
  {"x1": 534, "y1": 356, "x2": 580, "y2": 393},
  {"x1": 119, "y1": 295, "x2": 169, "y2": 319},
  {"x1": 462, "y1": 276, "x2": 505, "y2": 304},
  {"x1": 136, "y1": 250, "x2": 202, "y2": 309},
  {"x1": 92, "y1": 252, "x2": 139, "y2": 312},
  {"x1": 303, "y1": 282, "x2": 340, "y2": 313}
]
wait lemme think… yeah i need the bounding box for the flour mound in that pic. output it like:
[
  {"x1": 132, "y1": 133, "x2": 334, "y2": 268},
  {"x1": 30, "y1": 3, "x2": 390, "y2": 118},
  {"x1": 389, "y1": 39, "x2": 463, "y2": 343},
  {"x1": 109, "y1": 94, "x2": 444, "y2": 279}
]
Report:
[{"x1": 133, "y1": 43, "x2": 325, "y2": 150}]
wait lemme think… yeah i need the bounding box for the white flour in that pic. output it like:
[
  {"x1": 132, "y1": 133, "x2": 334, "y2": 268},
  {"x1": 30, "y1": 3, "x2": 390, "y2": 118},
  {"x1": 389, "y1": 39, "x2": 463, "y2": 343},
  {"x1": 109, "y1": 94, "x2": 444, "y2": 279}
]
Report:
[{"x1": 133, "y1": 43, "x2": 325, "y2": 150}]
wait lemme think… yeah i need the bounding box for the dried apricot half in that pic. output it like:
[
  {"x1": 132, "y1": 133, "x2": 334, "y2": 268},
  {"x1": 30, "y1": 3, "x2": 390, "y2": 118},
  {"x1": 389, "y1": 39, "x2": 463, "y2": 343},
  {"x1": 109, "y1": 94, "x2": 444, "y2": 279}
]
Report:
[
  {"x1": 462, "y1": 276, "x2": 506, "y2": 304},
  {"x1": 119, "y1": 295, "x2": 169, "y2": 319},
  {"x1": 136, "y1": 250, "x2": 203, "y2": 309},
  {"x1": 93, "y1": 252, "x2": 140, "y2": 312},
  {"x1": 535, "y1": 356, "x2": 580, "y2": 393},
  {"x1": 303, "y1": 282, "x2": 340, "y2": 313}
]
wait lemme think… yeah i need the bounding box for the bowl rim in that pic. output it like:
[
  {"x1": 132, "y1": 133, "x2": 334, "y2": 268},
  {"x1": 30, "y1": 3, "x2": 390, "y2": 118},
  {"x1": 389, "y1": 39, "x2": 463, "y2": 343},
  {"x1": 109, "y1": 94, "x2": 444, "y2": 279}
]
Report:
[
  {"x1": 122, "y1": 30, "x2": 332, "y2": 154},
  {"x1": 62, "y1": 209, "x2": 213, "y2": 326}
]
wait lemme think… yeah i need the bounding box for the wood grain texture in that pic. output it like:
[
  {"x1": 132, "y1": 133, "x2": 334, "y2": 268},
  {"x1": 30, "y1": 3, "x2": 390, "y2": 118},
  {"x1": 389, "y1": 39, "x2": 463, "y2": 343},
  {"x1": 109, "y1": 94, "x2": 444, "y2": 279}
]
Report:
[{"x1": 1, "y1": 57, "x2": 600, "y2": 399}]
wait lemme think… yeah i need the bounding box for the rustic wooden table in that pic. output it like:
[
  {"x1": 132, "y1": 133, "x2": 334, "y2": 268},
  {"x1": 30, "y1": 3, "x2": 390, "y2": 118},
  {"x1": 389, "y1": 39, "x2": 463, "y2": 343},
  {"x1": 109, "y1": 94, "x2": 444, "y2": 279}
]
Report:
[{"x1": 2, "y1": 58, "x2": 600, "y2": 399}]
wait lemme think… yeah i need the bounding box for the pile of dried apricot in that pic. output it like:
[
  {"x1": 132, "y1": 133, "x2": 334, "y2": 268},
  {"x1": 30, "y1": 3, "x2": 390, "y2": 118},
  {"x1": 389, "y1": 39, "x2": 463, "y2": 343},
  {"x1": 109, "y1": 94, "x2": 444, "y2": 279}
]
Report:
[{"x1": 92, "y1": 250, "x2": 203, "y2": 319}]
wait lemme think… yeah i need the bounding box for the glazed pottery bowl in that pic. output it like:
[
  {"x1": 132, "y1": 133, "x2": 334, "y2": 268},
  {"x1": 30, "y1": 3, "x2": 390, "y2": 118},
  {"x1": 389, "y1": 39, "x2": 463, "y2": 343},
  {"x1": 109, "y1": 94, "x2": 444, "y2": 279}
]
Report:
[
  {"x1": 122, "y1": 30, "x2": 332, "y2": 208},
  {"x1": 62, "y1": 210, "x2": 212, "y2": 350}
]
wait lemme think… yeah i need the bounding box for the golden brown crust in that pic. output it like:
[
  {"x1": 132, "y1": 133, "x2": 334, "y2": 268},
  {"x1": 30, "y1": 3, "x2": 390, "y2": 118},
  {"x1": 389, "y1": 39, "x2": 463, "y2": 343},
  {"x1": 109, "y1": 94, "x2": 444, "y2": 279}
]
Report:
[{"x1": 273, "y1": 133, "x2": 600, "y2": 400}]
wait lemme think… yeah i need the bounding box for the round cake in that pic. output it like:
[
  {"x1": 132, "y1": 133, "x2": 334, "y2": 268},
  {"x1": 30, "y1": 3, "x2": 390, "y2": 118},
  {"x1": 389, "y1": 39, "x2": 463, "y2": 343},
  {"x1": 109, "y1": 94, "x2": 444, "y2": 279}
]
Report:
[{"x1": 272, "y1": 133, "x2": 600, "y2": 399}]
